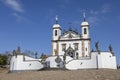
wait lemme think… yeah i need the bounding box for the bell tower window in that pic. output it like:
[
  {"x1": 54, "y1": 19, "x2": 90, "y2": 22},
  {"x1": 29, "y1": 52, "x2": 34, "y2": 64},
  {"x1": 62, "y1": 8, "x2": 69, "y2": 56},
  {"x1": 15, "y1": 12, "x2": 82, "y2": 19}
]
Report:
[
  {"x1": 55, "y1": 30, "x2": 57, "y2": 36},
  {"x1": 84, "y1": 28, "x2": 87, "y2": 34}
]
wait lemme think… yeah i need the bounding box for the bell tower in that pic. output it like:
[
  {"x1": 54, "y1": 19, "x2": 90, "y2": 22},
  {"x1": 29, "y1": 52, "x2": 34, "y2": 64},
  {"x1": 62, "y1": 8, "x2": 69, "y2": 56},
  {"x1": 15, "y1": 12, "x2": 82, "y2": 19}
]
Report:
[
  {"x1": 81, "y1": 13, "x2": 90, "y2": 57},
  {"x1": 52, "y1": 16, "x2": 61, "y2": 41},
  {"x1": 52, "y1": 16, "x2": 61, "y2": 55},
  {"x1": 81, "y1": 13, "x2": 90, "y2": 39}
]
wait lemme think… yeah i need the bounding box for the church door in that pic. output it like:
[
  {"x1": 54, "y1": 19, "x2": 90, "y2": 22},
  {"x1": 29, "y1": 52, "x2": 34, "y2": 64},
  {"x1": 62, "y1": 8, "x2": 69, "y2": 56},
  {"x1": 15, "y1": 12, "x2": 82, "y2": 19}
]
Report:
[{"x1": 66, "y1": 46, "x2": 75, "y2": 58}]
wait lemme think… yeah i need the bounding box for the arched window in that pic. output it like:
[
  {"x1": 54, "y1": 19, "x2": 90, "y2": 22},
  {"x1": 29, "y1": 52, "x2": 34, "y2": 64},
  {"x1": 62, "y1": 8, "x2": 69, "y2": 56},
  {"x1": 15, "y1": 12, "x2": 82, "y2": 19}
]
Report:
[
  {"x1": 76, "y1": 52, "x2": 79, "y2": 59},
  {"x1": 55, "y1": 30, "x2": 57, "y2": 36},
  {"x1": 84, "y1": 28, "x2": 87, "y2": 34}
]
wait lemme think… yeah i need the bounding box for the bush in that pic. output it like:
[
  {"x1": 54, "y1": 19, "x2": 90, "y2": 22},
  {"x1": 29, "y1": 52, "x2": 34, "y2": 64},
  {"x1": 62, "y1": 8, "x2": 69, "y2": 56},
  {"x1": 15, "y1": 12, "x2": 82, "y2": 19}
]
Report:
[{"x1": 0, "y1": 54, "x2": 8, "y2": 65}]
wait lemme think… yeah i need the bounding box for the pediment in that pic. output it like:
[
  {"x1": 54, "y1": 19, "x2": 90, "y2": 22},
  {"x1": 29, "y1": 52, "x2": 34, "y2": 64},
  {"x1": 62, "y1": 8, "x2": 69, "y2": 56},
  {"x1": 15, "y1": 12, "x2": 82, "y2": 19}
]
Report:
[{"x1": 61, "y1": 31, "x2": 80, "y2": 38}]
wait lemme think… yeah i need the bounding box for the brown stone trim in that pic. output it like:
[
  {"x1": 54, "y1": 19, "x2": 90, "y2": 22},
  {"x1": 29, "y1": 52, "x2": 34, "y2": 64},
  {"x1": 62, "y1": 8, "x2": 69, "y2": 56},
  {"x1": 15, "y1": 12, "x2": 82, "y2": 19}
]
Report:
[
  {"x1": 81, "y1": 25, "x2": 89, "y2": 27},
  {"x1": 52, "y1": 42, "x2": 54, "y2": 55},
  {"x1": 88, "y1": 41, "x2": 90, "y2": 56},
  {"x1": 53, "y1": 27, "x2": 62, "y2": 30},
  {"x1": 57, "y1": 42, "x2": 59, "y2": 55}
]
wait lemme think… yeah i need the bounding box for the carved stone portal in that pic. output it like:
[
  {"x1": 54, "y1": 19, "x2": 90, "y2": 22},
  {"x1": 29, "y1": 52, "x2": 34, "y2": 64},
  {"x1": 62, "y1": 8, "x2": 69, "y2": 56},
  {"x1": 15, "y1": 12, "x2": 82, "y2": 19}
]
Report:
[{"x1": 65, "y1": 46, "x2": 75, "y2": 58}]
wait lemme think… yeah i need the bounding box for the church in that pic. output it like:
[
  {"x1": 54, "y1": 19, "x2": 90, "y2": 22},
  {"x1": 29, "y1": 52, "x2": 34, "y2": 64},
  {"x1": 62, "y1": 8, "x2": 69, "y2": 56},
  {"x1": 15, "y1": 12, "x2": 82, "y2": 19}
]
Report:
[
  {"x1": 9, "y1": 14, "x2": 117, "y2": 72},
  {"x1": 52, "y1": 15, "x2": 90, "y2": 58}
]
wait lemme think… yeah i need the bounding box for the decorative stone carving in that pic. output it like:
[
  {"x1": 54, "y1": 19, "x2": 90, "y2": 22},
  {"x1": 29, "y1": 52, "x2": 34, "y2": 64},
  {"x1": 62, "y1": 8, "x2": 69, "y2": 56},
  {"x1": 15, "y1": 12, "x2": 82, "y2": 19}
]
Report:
[
  {"x1": 95, "y1": 42, "x2": 100, "y2": 54},
  {"x1": 109, "y1": 44, "x2": 114, "y2": 56},
  {"x1": 55, "y1": 56, "x2": 62, "y2": 63}
]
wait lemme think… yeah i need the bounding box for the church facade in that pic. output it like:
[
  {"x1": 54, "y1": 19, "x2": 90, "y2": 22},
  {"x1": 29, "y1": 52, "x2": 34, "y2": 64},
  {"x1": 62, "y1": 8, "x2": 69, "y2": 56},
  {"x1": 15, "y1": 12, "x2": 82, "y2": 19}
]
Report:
[{"x1": 52, "y1": 17, "x2": 90, "y2": 58}]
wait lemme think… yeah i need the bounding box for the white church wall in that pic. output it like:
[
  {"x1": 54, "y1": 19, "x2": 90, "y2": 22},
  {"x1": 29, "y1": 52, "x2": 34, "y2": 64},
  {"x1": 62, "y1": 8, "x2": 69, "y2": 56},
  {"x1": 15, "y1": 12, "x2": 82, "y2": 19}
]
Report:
[
  {"x1": 65, "y1": 53, "x2": 97, "y2": 70},
  {"x1": 24, "y1": 56, "x2": 42, "y2": 61},
  {"x1": 110, "y1": 56, "x2": 117, "y2": 69},
  {"x1": 10, "y1": 55, "x2": 44, "y2": 72},
  {"x1": 97, "y1": 54, "x2": 102, "y2": 68},
  {"x1": 10, "y1": 56, "x2": 17, "y2": 71},
  {"x1": 98, "y1": 52, "x2": 117, "y2": 69}
]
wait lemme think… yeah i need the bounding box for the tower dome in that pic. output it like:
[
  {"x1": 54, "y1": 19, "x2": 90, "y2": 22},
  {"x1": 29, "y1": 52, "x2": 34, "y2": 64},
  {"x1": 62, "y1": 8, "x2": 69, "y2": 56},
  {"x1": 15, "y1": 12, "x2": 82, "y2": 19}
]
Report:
[
  {"x1": 53, "y1": 16, "x2": 61, "y2": 28},
  {"x1": 53, "y1": 24, "x2": 61, "y2": 28},
  {"x1": 81, "y1": 21, "x2": 89, "y2": 26}
]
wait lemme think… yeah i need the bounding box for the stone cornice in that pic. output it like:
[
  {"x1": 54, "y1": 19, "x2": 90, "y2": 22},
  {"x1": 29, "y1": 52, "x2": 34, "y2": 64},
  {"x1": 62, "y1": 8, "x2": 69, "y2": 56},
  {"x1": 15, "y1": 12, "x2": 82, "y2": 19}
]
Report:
[
  {"x1": 53, "y1": 27, "x2": 62, "y2": 30},
  {"x1": 52, "y1": 38, "x2": 91, "y2": 42},
  {"x1": 81, "y1": 25, "x2": 89, "y2": 27}
]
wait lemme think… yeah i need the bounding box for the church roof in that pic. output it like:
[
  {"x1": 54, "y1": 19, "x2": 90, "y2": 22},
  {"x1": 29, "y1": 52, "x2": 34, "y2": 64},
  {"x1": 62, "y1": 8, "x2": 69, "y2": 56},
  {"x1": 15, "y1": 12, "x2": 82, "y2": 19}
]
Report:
[
  {"x1": 81, "y1": 21, "x2": 89, "y2": 26},
  {"x1": 53, "y1": 24, "x2": 61, "y2": 28},
  {"x1": 63, "y1": 29, "x2": 78, "y2": 36},
  {"x1": 60, "y1": 28, "x2": 81, "y2": 40}
]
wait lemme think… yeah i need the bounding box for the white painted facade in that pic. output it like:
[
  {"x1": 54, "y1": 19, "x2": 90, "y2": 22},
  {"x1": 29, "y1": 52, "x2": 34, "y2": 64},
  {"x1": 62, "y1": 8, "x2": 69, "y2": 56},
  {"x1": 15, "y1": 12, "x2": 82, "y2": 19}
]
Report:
[
  {"x1": 52, "y1": 18, "x2": 90, "y2": 58},
  {"x1": 10, "y1": 55, "x2": 44, "y2": 72}
]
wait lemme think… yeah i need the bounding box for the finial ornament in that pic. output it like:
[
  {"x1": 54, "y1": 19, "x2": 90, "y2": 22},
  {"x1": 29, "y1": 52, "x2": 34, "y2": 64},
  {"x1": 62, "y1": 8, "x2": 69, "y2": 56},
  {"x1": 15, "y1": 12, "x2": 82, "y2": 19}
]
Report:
[
  {"x1": 55, "y1": 15, "x2": 58, "y2": 24},
  {"x1": 83, "y1": 12, "x2": 86, "y2": 21}
]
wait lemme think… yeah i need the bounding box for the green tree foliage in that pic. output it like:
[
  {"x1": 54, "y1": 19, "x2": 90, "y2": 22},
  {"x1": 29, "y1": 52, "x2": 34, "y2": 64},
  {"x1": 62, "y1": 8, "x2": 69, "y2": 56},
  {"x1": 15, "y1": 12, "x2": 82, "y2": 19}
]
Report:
[
  {"x1": 35, "y1": 52, "x2": 38, "y2": 59},
  {"x1": 0, "y1": 54, "x2": 8, "y2": 65},
  {"x1": 22, "y1": 50, "x2": 34, "y2": 57},
  {"x1": 40, "y1": 53, "x2": 47, "y2": 60},
  {"x1": 17, "y1": 46, "x2": 21, "y2": 54}
]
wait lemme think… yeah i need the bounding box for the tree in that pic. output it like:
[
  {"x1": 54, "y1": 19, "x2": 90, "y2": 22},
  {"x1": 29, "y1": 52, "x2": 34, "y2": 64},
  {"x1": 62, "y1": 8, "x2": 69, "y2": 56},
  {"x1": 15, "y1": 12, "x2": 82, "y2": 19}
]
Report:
[
  {"x1": 0, "y1": 54, "x2": 8, "y2": 65},
  {"x1": 40, "y1": 53, "x2": 47, "y2": 60},
  {"x1": 13, "y1": 50, "x2": 17, "y2": 56},
  {"x1": 22, "y1": 50, "x2": 34, "y2": 57},
  {"x1": 17, "y1": 46, "x2": 21, "y2": 55},
  {"x1": 35, "y1": 52, "x2": 38, "y2": 59}
]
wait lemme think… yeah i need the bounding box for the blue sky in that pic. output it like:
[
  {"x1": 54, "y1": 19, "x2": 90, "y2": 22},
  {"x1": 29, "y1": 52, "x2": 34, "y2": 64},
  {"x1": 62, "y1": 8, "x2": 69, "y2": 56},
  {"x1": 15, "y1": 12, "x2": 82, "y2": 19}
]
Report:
[{"x1": 0, "y1": 0, "x2": 120, "y2": 64}]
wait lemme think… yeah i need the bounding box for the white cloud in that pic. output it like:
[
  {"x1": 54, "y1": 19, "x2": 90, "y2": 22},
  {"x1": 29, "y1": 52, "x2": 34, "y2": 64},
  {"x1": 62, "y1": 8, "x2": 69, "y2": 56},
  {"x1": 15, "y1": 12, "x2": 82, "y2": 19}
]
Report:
[
  {"x1": 87, "y1": 16, "x2": 99, "y2": 25},
  {"x1": 90, "y1": 10, "x2": 99, "y2": 15},
  {"x1": 2, "y1": 0, "x2": 24, "y2": 13},
  {"x1": 12, "y1": 13, "x2": 37, "y2": 24},
  {"x1": 73, "y1": 21, "x2": 80, "y2": 25},
  {"x1": 89, "y1": 3, "x2": 111, "y2": 15},
  {"x1": 77, "y1": 9, "x2": 87, "y2": 13},
  {"x1": 101, "y1": 4, "x2": 111, "y2": 14},
  {"x1": 12, "y1": 13, "x2": 25, "y2": 21},
  {"x1": 87, "y1": 4, "x2": 111, "y2": 25}
]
